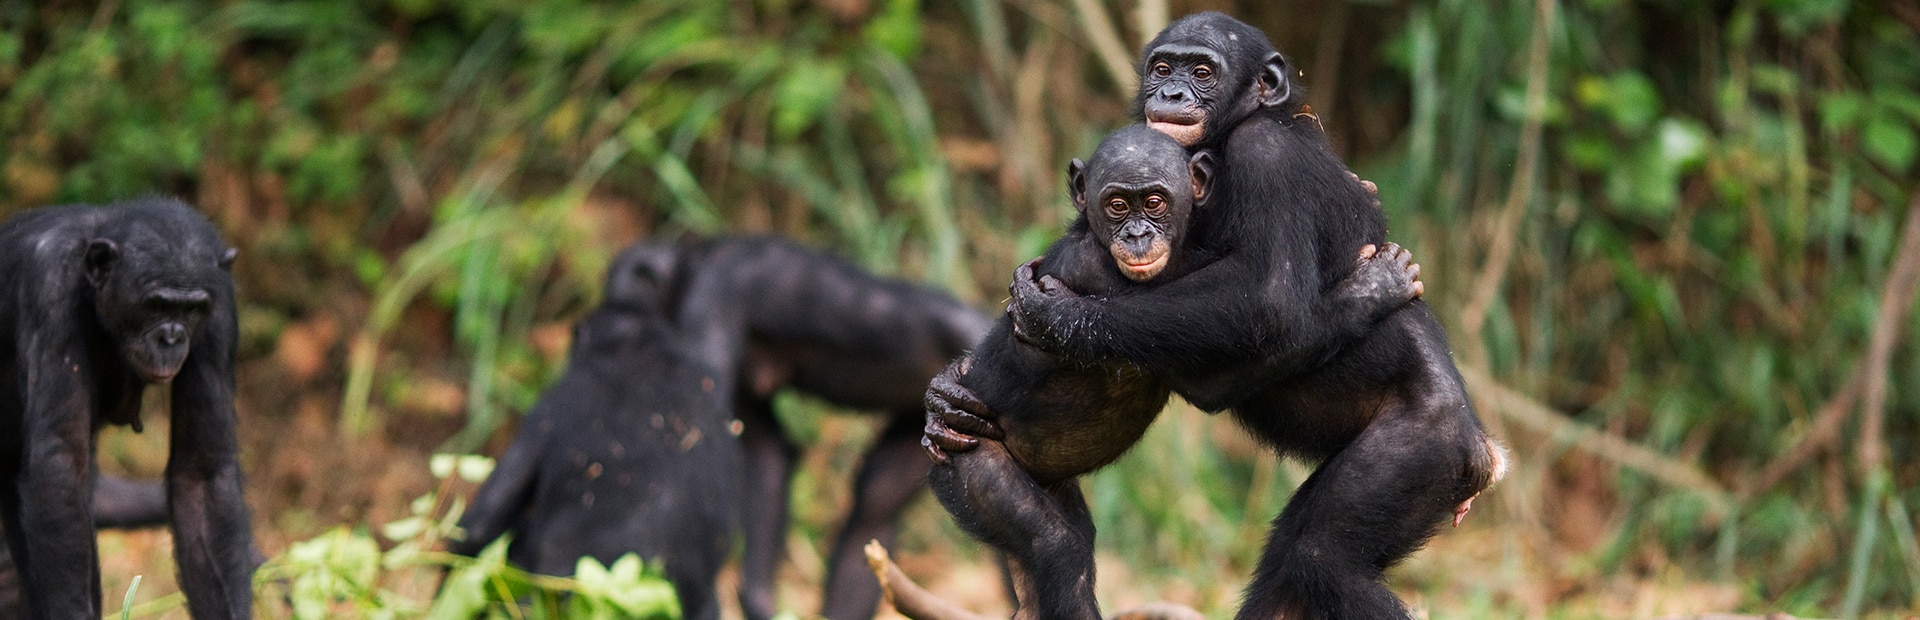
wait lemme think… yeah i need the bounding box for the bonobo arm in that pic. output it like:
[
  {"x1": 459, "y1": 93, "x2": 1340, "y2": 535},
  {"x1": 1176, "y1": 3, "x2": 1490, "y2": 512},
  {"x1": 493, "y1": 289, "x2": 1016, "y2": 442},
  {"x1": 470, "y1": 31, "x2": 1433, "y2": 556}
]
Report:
[
  {"x1": 1168, "y1": 242, "x2": 1422, "y2": 408},
  {"x1": 166, "y1": 307, "x2": 256, "y2": 619},
  {"x1": 1008, "y1": 242, "x2": 1420, "y2": 411},
  {"x1": 17, "y1": 320, "x2": 103, "y2": 616}
]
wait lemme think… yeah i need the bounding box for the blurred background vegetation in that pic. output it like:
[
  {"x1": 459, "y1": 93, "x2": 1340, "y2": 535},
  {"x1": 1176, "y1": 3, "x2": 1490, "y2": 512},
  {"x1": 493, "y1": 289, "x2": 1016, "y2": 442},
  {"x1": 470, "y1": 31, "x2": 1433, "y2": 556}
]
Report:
[{"x1": 2, "y1": 0, "x2": 1918, "y2": 617}]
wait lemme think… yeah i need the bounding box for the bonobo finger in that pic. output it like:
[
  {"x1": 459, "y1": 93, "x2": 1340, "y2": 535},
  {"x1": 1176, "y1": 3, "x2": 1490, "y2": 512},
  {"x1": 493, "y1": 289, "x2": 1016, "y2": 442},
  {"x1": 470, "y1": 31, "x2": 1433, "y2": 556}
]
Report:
[
  {"x1": 1011, "y1": 257, "x2": 1044, "y2": 290},
  {"x1": 920, "y1": 435, "x2": 955, "y2": 465},
  {"x1": 1408, "y1": 263, "x2": 1422, "y2": 281},
  {"x1": 930, "y1": 401, "x2": 1005, "y2": 441},
  {"x1": 923, "y1": 421, "x2": 982, "y2": 453},
  {"x1": 1356, "y1": 244, "x2": 1378, "y2": 260},
  {"x1": 1412, "y1": 281, "x2": 1426, "y2": 298},
  {"x1": 1037, "y1": 274, "x2": 1070, "y2": 296}
]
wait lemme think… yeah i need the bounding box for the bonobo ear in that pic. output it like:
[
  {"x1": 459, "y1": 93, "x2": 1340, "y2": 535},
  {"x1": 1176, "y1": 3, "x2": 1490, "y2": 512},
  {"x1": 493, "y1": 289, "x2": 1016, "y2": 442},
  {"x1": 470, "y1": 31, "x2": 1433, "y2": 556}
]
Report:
[
  {"x1": 219, "y1": 247, "x2": 238, "y2": 270},
  {"x1": 1067, "y1": 158, "x2": 1090, "y2": 213},
  {"x1": 1188, "y1": 151, "x2": 1215, "y2": 208},
  {"x1": 85, "y1": 239, "x2": 119, "y2": 288},
  {"x1": 1258, "y1": 52, "x2": 1291, "y2": 108}
]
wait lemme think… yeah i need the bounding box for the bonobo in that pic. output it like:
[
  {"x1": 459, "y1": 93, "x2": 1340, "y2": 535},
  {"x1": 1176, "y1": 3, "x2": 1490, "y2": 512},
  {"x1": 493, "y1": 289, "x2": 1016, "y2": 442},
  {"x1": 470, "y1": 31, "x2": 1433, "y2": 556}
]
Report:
[
  {"x1": 933, "y1": 13, "x2": 1508, "y2": 619},
  {"x1": 0, "y1": 198, "x2": 254, "y2": 619},
  {"x1": 452, "y1": 260, "x2": 744, "y2": 620},
  {"x1": 0, "y1": 476, "x2": 170, "y2": 616},
  {"x1": 922, "y1": 125, "x2": 1423, "y2": 619},
  {"x1": 604, "y1": 236, "x2": 991, "y2": 620}
]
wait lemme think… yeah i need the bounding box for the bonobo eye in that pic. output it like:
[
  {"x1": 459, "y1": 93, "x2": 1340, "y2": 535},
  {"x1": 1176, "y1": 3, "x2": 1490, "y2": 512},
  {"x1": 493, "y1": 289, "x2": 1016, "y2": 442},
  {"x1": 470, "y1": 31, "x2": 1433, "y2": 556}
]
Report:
[
  {"x1": 1194, "y1": 65, "x2": 1214, "y2": 81},
  {"x1": 1152, "y1": 62, "x2": 1172, "y2": 78},
  {"x1": 1104, "y1": 198, "x2": 1128, "y2": 220},
  {"x1": 1144, "y1": 195, "x2": 1167, "y2": 216}
]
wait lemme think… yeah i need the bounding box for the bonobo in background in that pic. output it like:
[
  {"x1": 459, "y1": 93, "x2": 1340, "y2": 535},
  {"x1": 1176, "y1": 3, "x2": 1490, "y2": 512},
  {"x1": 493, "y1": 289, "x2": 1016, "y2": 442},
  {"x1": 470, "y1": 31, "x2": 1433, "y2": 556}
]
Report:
[
  {"x1": 603, "y1": 236, "x2": 991, "y2": 620},
  {"x1": 451, "y1": 251, "x2": 746, "y2": 620},
  {"x1": 0, "y1": 476, "x2": 170, "y2": 616},
  {"x1": 936, "y1": 12, "x2": 1508, "y2": 619},
  {"x1": 0, "y1": 197, "x2": 255, "y2": 619},
  {"x1": 921, "y1": 125, "x2": 1424, "y2": 619}
]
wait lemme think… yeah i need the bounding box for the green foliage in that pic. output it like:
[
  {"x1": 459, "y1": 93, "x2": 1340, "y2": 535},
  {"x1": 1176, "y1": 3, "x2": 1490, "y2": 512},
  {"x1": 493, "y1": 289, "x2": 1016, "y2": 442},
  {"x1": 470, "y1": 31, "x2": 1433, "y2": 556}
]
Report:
[{"x1": 246, "y1": 454, "x2": 677, "y2": 620}]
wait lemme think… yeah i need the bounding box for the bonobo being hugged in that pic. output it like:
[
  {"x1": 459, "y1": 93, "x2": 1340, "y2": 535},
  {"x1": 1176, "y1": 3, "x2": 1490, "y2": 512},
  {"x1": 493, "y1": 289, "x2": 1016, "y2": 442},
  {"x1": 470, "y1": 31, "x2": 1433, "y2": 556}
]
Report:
[
  {"x1": 923, "y1": 123, "x2": 1427, "y2": 619},
  {"x1": 927, "y1": 11, "x2": 1506, "y2": 620}
]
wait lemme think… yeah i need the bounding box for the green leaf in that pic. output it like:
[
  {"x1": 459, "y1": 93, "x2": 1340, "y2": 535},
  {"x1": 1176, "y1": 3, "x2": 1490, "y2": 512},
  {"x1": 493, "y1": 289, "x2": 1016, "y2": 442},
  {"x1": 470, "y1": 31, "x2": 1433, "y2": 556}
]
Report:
[
  {"x1": 864, "y1": 0, "x2": 922, "y2": 58},
  {"x1": 1818, "y1": 92, "x2": 1864, "y2": 134},
  {"x1": 1656, "y1": 117, "x2": 1710, "y2": 169},
  {"x1": 771, "y1": 57, "x2": 846, "y2": 138},
  {"x1": 1863, "y1": 113, "x2": 1917, "y2": 171}
]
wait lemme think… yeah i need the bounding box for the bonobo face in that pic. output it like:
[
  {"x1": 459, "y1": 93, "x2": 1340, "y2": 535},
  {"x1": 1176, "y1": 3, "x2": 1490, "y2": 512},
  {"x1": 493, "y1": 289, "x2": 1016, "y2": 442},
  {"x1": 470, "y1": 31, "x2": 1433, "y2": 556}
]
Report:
[
  {"x1": 1136, "y1": 12, "x2": 1293, "y2": 148},
  {"x1": 604, "y1": 243, "x2": 682, "y2": 314},
  {"x1": 1068, "y1": 126, "x2": 1213, "y2": 282},
  {"x1": 86, "y1": 240, "x2": 214, "y2": 384}
]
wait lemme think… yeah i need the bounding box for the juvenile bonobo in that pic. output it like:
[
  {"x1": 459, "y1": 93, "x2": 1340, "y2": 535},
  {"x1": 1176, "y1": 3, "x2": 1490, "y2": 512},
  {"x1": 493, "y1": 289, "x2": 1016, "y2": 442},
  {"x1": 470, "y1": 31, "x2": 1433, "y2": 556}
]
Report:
[
  {"x1": 452, "y1": 265, "x2": 743, "y2": 620},
  {"x1": 605, "y1": 236, "x2": 991, "y2": 620},
  {"x1": 0, "y1": 198, "x2": 254, "y2": 619},
  {"x1": 932, "y1": 13, "x2": 1507, "y2": 619},
  {"x1": 922, "y1": 125, "x2": 1422, "y2": 620}
]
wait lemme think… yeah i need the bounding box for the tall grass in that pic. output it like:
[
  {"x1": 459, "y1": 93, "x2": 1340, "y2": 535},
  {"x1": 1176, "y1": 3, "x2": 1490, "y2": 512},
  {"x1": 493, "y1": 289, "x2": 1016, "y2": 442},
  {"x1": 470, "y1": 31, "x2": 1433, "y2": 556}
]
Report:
[{"x1": 2, "y1": 0, "x2": 1917, "y2": 616}]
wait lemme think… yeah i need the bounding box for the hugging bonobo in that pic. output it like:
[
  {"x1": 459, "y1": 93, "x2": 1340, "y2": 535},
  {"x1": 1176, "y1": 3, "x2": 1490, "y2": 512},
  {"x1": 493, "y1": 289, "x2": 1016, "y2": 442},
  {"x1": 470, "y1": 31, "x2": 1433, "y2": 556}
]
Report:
[
  {"x1": 924, "y1": 12, "x2": 1506, "y2": 620},
  {"x1": 0, "y1": 198, "x2": 254, "y2": 619}
]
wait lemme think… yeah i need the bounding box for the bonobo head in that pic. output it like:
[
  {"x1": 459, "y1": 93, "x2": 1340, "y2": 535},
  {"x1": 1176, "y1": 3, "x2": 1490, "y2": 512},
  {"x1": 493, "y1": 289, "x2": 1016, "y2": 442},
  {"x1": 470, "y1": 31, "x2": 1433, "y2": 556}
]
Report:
[
  {"x1": 1135, "y1": 11, "x2": 1299, "y2": 148},
  {"x1": 1068, "y1": 124, "x2": 1213, "y2": 282},
  {"x1": 604, "y1": 242, "x2": 683, "y2": 315},
  {"x1": 84, "y1": 220, "x2": 236, "y2": 384}
]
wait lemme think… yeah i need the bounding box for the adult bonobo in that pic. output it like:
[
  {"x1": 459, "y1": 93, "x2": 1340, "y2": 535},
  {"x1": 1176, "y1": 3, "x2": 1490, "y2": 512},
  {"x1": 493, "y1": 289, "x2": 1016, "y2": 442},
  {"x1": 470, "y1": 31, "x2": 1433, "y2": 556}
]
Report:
[
  {"x1": 923, "y1": 126, "x2": 1423, "y2": 619},
  {"x1": 932, "y1": 13, "x2": 1508, "y2": 620},
  {"x1": 605, "y1": 236, "x2": 991, "y2": 620},
  {"x1": 453, "y1": 251, "x2": 744, "y2": 620},
  {"x1": 0, "y1": 197, "x2": 254, "y2": 618}
]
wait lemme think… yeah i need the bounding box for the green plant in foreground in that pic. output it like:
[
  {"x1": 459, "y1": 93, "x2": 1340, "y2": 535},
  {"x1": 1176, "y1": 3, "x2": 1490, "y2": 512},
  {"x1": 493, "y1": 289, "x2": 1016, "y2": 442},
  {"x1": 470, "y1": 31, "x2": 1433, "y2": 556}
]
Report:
[{"x1": 114, "y1": 454, "x2": 679, "y2": 619}]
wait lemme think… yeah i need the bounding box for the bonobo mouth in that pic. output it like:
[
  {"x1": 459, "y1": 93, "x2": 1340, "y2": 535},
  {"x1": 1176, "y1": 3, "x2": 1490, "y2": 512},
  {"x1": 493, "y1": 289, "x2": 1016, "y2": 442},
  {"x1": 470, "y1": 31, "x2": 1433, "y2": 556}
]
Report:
[
  {"x1": 1118, "y1": 253, "x2": 1170, "y2": 282},
  {"x1": 1145, "y1": 110, "x2": 1205, "y2": 147}
]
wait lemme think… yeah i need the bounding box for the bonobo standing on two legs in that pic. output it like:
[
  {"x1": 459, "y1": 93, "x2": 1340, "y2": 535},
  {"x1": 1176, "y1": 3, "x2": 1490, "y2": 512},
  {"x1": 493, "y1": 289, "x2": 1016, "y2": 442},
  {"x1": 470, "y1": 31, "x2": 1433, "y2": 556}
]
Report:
[
  {"x1": 604, "y1": 236, "x2": 990, "y2": 620},
  {"x1": 0, "y1": 197, "x2": 255, "y2": 619},
  {"x1": 922, "y1": 125, "x2": 1424, "y2": 619},
  {"x1": 928, "y1": 12, "x2": 1506, "y2": 620}
]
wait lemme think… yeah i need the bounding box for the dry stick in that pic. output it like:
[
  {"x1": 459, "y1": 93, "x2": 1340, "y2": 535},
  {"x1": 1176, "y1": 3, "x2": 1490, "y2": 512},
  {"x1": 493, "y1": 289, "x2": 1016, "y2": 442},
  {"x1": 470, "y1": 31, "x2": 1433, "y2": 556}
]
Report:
[
  {"x1": 1458, "y1": 366, "x2": 1738, "y2": 517},
  {"x1": 866, "y1": 541, "x2": 996, "y2": 620},
  {"x1": 1750, "y1": 189, "x2": 1920, "y2": 494},
  {"x1": 1069, "y1": 0, "x2": 1140, "y2": 94},
  {"x1": 1459, "y1": 0, "x2": 1555, "y2": 351},
  {"x1": 1132, "y1": 0, "x2": 1168, "y2": 49},
  {"x1": 865, "y1": 541, "x2": 1205, "y2": 620},
  {"x1": 1855, "y1": 190, "x2": 1920, "y2": 476}
]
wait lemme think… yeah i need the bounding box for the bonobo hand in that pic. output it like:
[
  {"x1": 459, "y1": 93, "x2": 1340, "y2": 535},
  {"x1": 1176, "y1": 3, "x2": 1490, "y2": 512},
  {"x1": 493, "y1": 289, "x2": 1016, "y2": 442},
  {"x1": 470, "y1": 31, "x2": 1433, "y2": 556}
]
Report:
[
  {"x1": 1339, "y1": 242, "x2": 1423, "y2": 320},
  {"x1": 1347, "y1": 171, "x2": 1381, "y2": 210},
  {"x1": 1006, "y1": 257, "x2": 1081, "y2": 353},
  {"x1": 922, "y1": 356, "x2": 1004, "y2": 465}
]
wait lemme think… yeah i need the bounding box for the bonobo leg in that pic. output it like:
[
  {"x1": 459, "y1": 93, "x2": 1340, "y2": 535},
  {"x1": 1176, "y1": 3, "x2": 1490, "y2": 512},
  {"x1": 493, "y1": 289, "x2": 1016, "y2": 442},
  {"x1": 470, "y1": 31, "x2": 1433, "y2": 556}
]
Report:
[
  {"x1": 737, "y1": 395, "x2": 798, "y2": 620},
  {"x1": 823, "y1": 410, "x2": 930, "y2": 620},
  {"x1": 1235, "y1": 398, "x2": 1493, "y2": 620},
  {"x1": 926, "y1": 439, "x2": 1098, "y2": 620}
]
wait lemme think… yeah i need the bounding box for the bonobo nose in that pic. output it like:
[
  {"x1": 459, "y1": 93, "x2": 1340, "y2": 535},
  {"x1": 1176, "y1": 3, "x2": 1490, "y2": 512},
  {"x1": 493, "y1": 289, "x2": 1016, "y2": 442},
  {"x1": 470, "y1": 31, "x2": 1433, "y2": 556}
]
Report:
[{"x1": 160, "y1": 324, "x2": 185, "y2": 346}]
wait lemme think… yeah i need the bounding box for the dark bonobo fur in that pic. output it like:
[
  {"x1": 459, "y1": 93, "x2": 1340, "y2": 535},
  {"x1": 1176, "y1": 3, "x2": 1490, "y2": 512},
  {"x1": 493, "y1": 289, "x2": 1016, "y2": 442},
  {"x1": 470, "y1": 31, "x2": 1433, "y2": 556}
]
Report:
[
  {"x1": 923, "y1": 124, "x2": 1428, "y2": 619},
  {"x1": 602, "y1": 236, "x2": 992, "y2": 620},
  {"x1": 970, "y1": 13, "x2": 1508, "y2": 619},
  {"x1": 452, "y1": 268, "x2": 744, "y2": 620},
  {"x1": 0, "y1": 197, "x2": 254, "y2": 619}
]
